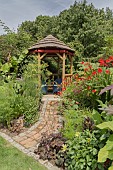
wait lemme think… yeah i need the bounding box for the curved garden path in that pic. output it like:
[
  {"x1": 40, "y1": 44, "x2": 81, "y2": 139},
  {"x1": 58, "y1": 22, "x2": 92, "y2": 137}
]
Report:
[
  {"x1": 13, "y1": 94, "x2": 62, "y2": 149},
  {"x1": 0, "y1": 94, "x2": 62, "y2": 170}
]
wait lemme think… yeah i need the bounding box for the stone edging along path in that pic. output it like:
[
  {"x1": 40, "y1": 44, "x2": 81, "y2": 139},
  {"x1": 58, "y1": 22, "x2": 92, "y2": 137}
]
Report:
[{"x1": 0, "y1": 95, "x2": 62, "y2": 170}]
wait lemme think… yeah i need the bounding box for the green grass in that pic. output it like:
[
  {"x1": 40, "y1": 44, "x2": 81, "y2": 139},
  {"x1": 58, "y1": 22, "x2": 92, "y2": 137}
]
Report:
[{"x1": 0, "y1": 136, "x2": 47, "y2": 170}]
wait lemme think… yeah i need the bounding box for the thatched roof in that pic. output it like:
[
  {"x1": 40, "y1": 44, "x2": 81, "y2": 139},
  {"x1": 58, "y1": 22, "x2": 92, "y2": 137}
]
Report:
[{"x1": 28, "y1": 35, "x2": 75, "y2": 53}]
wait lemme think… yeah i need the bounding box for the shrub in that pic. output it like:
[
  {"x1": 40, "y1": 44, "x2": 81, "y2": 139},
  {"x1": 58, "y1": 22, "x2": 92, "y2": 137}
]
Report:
[
  {"x1": 0, "y1": 61, "x2": 42, "y2": 128},
  {"x1": 62, "y1": 108, "x2": 94, "y2": 139},
  {"x1": 65, "y1": 130, "x2": 104, "y2": 170}
]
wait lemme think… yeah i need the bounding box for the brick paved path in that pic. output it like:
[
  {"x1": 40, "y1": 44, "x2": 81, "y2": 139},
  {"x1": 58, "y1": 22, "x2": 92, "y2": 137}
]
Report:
[{"x1": 13, "y1": 94, "x2": 62, "y2": 149}]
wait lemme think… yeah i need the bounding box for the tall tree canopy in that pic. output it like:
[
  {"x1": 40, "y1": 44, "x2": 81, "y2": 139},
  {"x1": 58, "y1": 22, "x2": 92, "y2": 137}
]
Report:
[{"x1": 1, "y1": 0, "x2": 113, "y2": 63}]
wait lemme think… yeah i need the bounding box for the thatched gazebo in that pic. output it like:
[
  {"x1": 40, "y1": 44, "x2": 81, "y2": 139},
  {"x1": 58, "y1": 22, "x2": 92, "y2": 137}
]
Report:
[{"x1": 28, "y1": 35, "x2": 75, "y2": 88}]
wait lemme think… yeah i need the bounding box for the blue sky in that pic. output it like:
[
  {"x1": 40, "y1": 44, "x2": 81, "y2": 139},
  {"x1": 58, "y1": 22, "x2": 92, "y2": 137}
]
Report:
[{"x1": 0, "y1": 0, "x2": 113, "y2": 34}]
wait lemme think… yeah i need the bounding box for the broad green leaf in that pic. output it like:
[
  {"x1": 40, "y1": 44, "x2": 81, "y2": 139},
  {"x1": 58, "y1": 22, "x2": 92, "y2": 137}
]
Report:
[
  {"x1": 22, "y1": 49, "x2": 28, "y2": 54},
  {"x1": 109, "y1": 166, "x2": 113, "y2": 170},
  {"x1": 98, "y1": 145, "x2": 108, "y2": 162},
  {"x1": 97, "y1": 121, "x2": 113, "y2": 131},
  {"x1": 106, "y1": 135, "x2": 113, "y2": 150},
  {"x1": 1, "y1": 63, "x2": 12, "y2": 73},
  {"x1": 92, "y1": 109, "x2": 102, "y2": 124},
  {"x1": 108, "y1": 149, "x2": 113, "y2": 160}
]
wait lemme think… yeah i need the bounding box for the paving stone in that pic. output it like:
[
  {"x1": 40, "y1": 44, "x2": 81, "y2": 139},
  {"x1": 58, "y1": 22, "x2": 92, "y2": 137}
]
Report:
[
  {"x1": 19, "y1": 137, "x2": 33, "y2": 145},
  {"x1": 23, "y1": 140, "x2": 37, "y2": 148},
  {"x1": 32, "y1": 133, "x2": 42, "y2": 140},
  {"x1": 14, "y1": 136, "x2": 28, "y2": 142},
  {"x1": 26, "y1": 130, "x2": 37, "y2": 137}
]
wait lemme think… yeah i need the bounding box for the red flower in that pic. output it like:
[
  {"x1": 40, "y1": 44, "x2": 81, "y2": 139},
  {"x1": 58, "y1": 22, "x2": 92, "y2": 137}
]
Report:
[
  {"x1": 106, "y1": 59, "x2": 111, "y2": 63},
  {"x1": 98, "y1": 68, "x2": 103, "y2": 73},
  {"x1": 87, "y1": 86, "x2": 91, "y2": 90},
  {"x1": 62, "y1": 88, "x2": 66, "y2": 91},
  {"x1": 57, "y1": 91, "x2": 62, "y2": 95},
  {"x1": 92, "y1": 89, "x2": 97, "y2": 93},
  {"x1": 92, "y1": 71, "x2": 97, "y2": 75},
  {"x1": 98, "y1": 58, "x2": 105, "y2": 66},
  {"x1": 81, "y1": 61, "x2": 84, "y2": 64},
  {"x1": 105, "y1": 70, "x2": 110, "y2": 74},
  {"x1": 87, "y1": 76, "x2": 92, "y2": 80},
  {"x1": 84, "y1": 68, "x2": 89, "y2": 72},
  {"x1": 88, "y1": 65, "x2": 92, "y2": 69},
  {"x1": 109, "y1": 56, "x2": 113, "y2": 60}
]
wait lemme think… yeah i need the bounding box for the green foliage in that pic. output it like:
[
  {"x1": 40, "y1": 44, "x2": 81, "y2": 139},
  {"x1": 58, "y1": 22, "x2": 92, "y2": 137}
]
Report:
[
  {"x1": 97, "y1": 121, "x2": 113, "y2": 169},
  {"x1": 65, "y1": 130, "x2": 104, "y2": 170},
  {"x1": 63, "y1": 108, "x2": 93, "y2": 139},
  {"x1": 0, "y1": 58, "x2": 43, "y2": 127},
  {"x1": 0, "y1": 82, "x2": 15, "y2": 126}
]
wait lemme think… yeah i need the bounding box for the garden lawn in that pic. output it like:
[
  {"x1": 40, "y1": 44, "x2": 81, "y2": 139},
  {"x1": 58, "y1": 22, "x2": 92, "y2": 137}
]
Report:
[{"x1": 0, "y1": 136, "x2": 47, "y2": 170}]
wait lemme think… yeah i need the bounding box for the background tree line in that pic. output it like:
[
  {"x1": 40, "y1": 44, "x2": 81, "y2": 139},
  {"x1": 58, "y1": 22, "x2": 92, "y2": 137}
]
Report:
[{"x1": 1, "y1": 0, "x2": 113, "y2": 65}]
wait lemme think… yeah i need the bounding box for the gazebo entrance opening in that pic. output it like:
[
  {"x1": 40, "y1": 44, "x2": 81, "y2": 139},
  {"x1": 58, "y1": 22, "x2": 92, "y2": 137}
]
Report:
[{"x1": 28, "y1": 35, "x2": 75, "y2": 94}]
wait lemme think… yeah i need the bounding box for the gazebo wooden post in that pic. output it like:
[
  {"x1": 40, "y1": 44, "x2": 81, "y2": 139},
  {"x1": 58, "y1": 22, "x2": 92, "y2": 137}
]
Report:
[
  {"x1": 37, "y1": 52, "x2": 41, "y2": 87},
  {"x1": 62, "y1": 53, "x2": 66, "y2": 88},
  {"x1": 70, "y1": 55, "x2": 73, "y2": 82},
  {"x1": 58, "y1": 57, "x2": 60, "y2": 79}
]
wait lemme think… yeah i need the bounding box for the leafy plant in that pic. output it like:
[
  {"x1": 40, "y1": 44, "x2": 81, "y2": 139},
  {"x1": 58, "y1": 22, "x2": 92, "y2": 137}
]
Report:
[
  {"x1": 34, "y1": 133, "x2": 66, "y2": 168},
  {"x1": 97, "y1": 121, "x2": 113, "y2": 169},
  {"x1": 65, "y1": 130, "x2": 104, "y2": 170},
  {"x1": 63, "y1": 108, "x2": 93, "y2": 139},
  {"x1": 63, "y1": 59, "x2": 113, "y2": 110}
]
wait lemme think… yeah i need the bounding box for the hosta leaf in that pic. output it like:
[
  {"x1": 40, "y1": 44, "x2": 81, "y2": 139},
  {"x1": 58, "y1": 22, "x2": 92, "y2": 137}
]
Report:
[
  {"x1": 97, "y1": 121, "x2": 113, "y2": 131},
  {"x1": 98, "y1": 145, "x2": 108, "y2": 162},
  {"x1": 92, "y1": 109, "x2": 102, "y2": 124},
  {"x1": 108, "y1": 149, "x2": 113, "y2": 160},
  {"x1": 106, "y1": 135, "x2": 113, "y2": 150},
  {"x1": 109, "y1": 166, "x2": 113, "y2": 170}
]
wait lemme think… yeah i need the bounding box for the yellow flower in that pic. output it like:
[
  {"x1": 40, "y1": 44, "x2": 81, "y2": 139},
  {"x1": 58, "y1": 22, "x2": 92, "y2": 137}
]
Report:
[
  {"x1": 62, "y1": 144, "x2": 67, "y2": 152},
  {"x1": 75, "y1": 132, "x2": 80, "y2": 137},
  {"x1": 87, "y1": 138, "x2": 91, "y2": 143}
]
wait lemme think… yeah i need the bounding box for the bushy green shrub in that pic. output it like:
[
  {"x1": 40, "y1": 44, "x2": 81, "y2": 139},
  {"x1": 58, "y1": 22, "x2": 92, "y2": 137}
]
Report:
[
  {"x1": 0, "y1": 82, "x2": 15, "y2": 127},
  {"x1": 0, "y1": 61, "x2": 42, "y2": 128},
  {"x1": 65, "y1": 130, "x2": 104, "y2": 170},
  {"x1": 63, "y1": 108, "x2": 93, "y2": 139}
]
